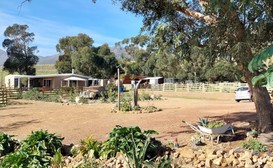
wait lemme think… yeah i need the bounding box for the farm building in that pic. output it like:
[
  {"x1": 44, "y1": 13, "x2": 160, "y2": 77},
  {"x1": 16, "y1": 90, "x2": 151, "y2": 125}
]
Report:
[{"x1": 5, "y1": 73, "x2": 100, "y2": 90}]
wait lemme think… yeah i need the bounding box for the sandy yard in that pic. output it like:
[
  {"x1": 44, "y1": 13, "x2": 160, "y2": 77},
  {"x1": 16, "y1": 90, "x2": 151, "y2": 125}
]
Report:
[{"x1": 0, "y1": 91, "x2": 256, "y2": 145}]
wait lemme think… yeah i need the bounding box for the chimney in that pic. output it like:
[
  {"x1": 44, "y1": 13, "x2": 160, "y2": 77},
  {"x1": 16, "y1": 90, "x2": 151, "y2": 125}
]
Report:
[{"x1": 72, "y1": 69, "x2": 74, "y2": 74}]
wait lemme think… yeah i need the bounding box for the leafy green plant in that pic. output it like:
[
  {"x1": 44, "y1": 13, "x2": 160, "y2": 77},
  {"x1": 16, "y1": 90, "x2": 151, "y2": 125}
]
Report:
[
  {"x1": 99, "y1": 83, "x2": 117, "y2": 103},
  {"x1": 142, "y1": 106, "x2": 161, "y2": 113},
  {"x1": 248, "y1": 45, "x2": 273, "y2": 86},
  {"x1": 119, "y1": 98, "x2": 133, "y2": 112},
  {"x1": 122, "y1": 130, "x2": 151, "y2": 168},
  {"x1": 241, "y1": 138, "x2": 266, "y2": 152},
  {"x1": 22, "y1": 88, "x2": 43, "y2": 100},
  {"x1": 74, "y1": 150, "x2": 99, "y2": 168},
  {"x1": 0, "y1": 132, "x2": 19, "y2": 156},
  {"x1": 139, "y1": 92, "x2": 152, "y2": 101},
  {"x1": 207, "y1": 121, "x2": 224, "y2": 128},
  {"x1": 51, "y1": 148, "x2": 63, "y2": 168},
  {"x1": 99, "y1": 126, "x2": 163, "y2": 160},
  {"x1": 197, "y1": 118, "x2": 224, "y2": 128},
  {"x1": 22, "y1": 130, "x2": 64, "y2": 157},
  {"x1": 79, "y1": 135, "x2": 101, "y2": 158},
  {"x1": 197, "y1": 118, "x2": 209, "y2": 127},
  {"x1": 152, "y1": 94, "x2": 162, "y2": 100},
  {"x1": 0, "y1": 149, "x2": 51, "y2": 168}
]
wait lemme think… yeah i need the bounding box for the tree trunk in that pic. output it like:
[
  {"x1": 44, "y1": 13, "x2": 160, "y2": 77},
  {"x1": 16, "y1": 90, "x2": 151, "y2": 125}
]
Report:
[
  {"x1": 243, "y1": 67, "x2": 273, "y2": 133},
  {"x1": 253, "y1": 85, "x2": 273, "y2": 133}
]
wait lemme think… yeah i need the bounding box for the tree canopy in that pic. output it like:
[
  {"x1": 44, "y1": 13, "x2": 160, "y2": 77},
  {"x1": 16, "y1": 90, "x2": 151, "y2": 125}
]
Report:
[
  {"x1": 55, "y1": 34, "x2": 118, "y2": 78},
  {"x1": 2, "y1": 24, "x2": 39, "y2": 75}
]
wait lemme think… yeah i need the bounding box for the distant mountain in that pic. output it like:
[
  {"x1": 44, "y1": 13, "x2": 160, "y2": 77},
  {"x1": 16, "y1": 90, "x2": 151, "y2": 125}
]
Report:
[
  {"x1": 38, "y1": 54, "x2": 59, "y2": 64},
  {"x1": 110, "y1": 46, "x2": 132, "y2": 60},
  {"x1": 0, "y1": 49, "x2": 7, "y2": 65},
  {"x1": 0, "y1": 49, "x2": 59, "y2": 65}
]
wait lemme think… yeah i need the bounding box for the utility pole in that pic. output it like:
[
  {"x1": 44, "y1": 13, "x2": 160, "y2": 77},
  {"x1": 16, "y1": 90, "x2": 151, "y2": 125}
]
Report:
[{"x1": 117, "y1": 67, "x2": 120, "y2": 111}]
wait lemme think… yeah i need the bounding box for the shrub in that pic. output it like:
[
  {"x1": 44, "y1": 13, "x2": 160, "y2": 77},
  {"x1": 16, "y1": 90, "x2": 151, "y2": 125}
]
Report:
[
  {"x1": 22, "y1": 130, "x2": 64, "y2": 157},
  {"x1": 0, "y1": 132, "x2": 19, "y2": 156},
  {"x1": 99, "y1": 126, "x2": 163, "y2": 160},
  {"x1": 0, "y1": 149, "x2": 51, "y2": 168},
  {"x1": 241, "y1": 138, "x2": 266, "y2": 152},
  {"x1": 22, "y1": 88, "x2": 43, "y2": 100},
  {"x1": 139, "y1": 92, "x2": 152, "y2": 101},
  {"x1": 119, "y1": 96, "x2": 133, "y2": 112},
  {"x1": 79, "y1": 135, "x2": 101, "y2": 158}
]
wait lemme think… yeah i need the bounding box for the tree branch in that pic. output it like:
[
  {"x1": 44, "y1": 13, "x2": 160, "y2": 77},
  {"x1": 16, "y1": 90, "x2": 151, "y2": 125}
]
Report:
[{"x1": 176, "y1": 0, "x2": 217, "y2": 24}]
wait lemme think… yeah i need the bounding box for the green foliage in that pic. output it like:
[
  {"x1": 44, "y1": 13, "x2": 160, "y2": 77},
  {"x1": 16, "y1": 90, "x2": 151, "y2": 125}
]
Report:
[
  {"x1": 119, "y1": 98, "x2": 132, "y2": 112},
  {"x1": 139, "y1": 92, "x2": 152, "y2": 101},
  {"x1": 51, "y1": 148, "x2": 63, "y2": 168},
  {"x1": 248, "y1": 45, "x2": 273, "y2": 86},
  {"x1": 197, "y1": 118, "x2": 209, "y2": 127},
  {"x1": 99, "y1": 126, "x2": 162, "y2": 160},
  {"x1": 22, "y1": 88, "x2": 43, "y2": 100},
  {"x1": 0, "y1": 130, "x2": 62, "y2": 168},
  {"x1": 197, "y1": 118, "x2": 224, "y2": 128},
  {"x1": 122, "y1": 131, "x2": 151, "y2": 168},
  {"x1": 79, "y1": 135, "x2": 101, "y2": 158},
  {"x1": 100, "y1": 83, "x2": 117, "y2": 103},
  {"x1": 0, "y1": 132, "x2": 19, "y2": 157},
  {"x1": 22, "y1": 88, "x2": 61, "y2": 103},
  {"x1": 55, "y1": 34, "x2": 118, "y2": 78},
  {"x1": 74, "y1": 150, "x2": 98, "y2": 168},
  {"x1": 22, "y1": 130, "x2": 63, "y2": 157},
  {"x1": 241, "y1": 138, "x2": 266, "y2": 152},
  {"x1": 55, "y1": 54, "x2": 72, "y2": 73},
  {"x1": 2, "y1": 24, "x2": 39, "y2": 75},
  {"x1": 142, "y1": 106, "x2": 161, "y2": 113},
  {"x1": 207, "y1": 121, "x2": 224, "y2": 129},
  {"x1": 0, "y1": 149, "x2": 51, "y2": 168}
]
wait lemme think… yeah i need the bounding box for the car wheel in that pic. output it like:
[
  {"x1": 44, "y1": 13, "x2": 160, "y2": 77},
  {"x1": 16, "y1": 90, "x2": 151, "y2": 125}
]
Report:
[{"x1": 236, "y1": 100, "x2": 240, "y2": 102}]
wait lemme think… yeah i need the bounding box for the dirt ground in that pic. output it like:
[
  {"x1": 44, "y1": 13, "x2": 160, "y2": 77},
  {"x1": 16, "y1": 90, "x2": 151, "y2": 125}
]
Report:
[{"x1": 0, "y1": 91, "x2": 256, "y2": 146}]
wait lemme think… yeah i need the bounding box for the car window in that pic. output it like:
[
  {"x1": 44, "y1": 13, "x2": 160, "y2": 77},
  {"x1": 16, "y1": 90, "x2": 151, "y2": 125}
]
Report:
[{"x1": 237, "y1": 87, "x2": 249, "y2": 91}]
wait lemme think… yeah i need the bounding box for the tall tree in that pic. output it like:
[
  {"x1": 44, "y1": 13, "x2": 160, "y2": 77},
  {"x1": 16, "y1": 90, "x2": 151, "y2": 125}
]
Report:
[
  {"x1": 94, "y1": 0, "x2": 273, "y2": 132},
  {"x1": 55, "y1": 33, "x2": 94, "y2": 73},
  {"x1": 55, "y1": 34, "x2": 118, "y2": 78},
  {"x1": 2, "y1": 24, "x2": 39, "y2": 75}
]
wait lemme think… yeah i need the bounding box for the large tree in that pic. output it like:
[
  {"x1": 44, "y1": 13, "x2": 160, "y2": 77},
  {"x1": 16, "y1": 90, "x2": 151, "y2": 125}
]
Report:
[
  {"x1": 2, "y1": 24, "x2": 39, "y2": 75},
  {"x1": 55, "y1": 34, "x2": 118, "y2": 78},
  {"x1": 96, "y1": 0, "x2": 273, "y2": 132}
]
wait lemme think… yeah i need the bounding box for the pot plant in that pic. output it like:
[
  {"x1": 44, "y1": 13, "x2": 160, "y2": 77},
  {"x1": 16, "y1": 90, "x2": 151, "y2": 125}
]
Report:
[{"x1": 197, "y1": 118, "x2": 233, "y2": 134}]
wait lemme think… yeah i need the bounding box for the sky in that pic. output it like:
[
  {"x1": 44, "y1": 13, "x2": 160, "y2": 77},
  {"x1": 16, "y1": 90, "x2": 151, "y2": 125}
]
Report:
[{"x1": 0, "y1": 0, "x2": 143, "y2": 56}]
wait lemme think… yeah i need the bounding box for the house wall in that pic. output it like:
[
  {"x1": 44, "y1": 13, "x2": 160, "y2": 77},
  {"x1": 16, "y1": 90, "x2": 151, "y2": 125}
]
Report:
[{"x1": 5, "y1": 76, "x2": 15, "y2": 88}]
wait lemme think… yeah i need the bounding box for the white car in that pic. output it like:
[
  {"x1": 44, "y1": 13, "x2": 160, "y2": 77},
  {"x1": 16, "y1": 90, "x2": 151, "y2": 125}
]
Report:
[{"x1": 235, "y1": 86, "x2": 252, "y2": 102}]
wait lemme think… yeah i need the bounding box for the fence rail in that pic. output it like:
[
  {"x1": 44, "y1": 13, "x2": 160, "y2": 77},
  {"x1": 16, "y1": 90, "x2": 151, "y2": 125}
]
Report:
[
  {"x1": 148, "y1": 82, "x2": 251, "y2": 93},
  {"x1": 0, "y1": 88, "x2": 8, "y2": 105}
]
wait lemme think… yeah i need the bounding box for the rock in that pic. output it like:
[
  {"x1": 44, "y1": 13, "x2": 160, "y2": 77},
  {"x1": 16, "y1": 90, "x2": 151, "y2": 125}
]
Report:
[
  {"x1": 207, "y1": 154, "x2": 218, "y2": 160},
  {"x1": 173, "y1": 152, "x2": 180, "y2": 158},
  {"x1": 264, "y1": 161, "x2": 273, "y2": 168},
  {"x1": 206, "y1": 149, "x2": 216, "y2": 156},
  {"x1": 244, "y1": 151, "x2": 253, "y2": 159},
  {"x1": 198, "y1": 154, "x2": 206, "y2": 161},
  {"x1": 232, "y1": 158, "x2": 239, "y2": 166},
  {"x1": 205, "y1": 158, "x2": 212, "y2": 168},
  {"x1": 213, "y1": 157, "x2": 222, "y2": 166},
  {"x1": 258, "y1": 157, "x2": 266, "y2": 165},
  {"x1": 252, "y1": 155, "x2": 258, "y2": 163},
  {"x1": 180, "y1": 149, "x2": 195, "y2": 159},
  {"x1": 258, "y1": 132, "x2": 273, "y2": 145},
  {"x1": 216, "y1": 150, "x2": 224, "y2": 156}
]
